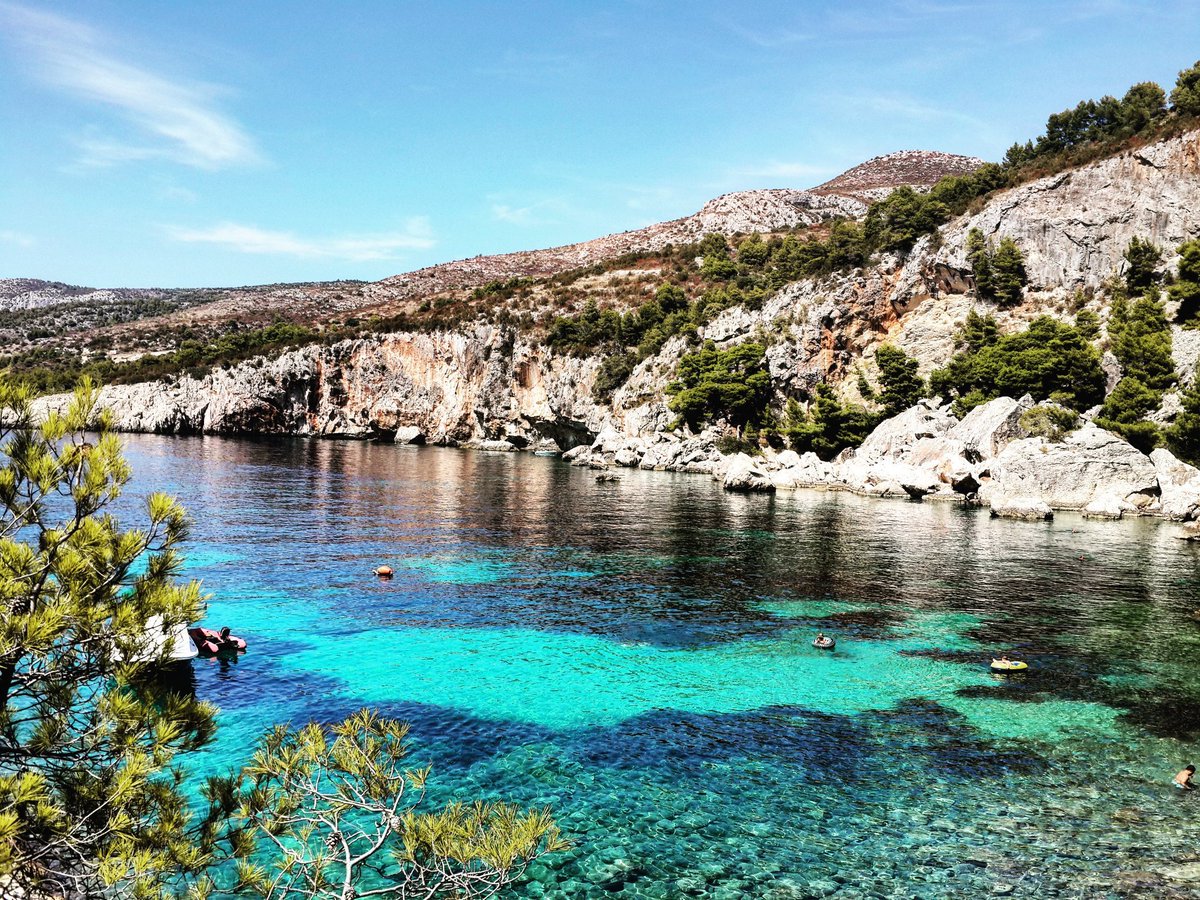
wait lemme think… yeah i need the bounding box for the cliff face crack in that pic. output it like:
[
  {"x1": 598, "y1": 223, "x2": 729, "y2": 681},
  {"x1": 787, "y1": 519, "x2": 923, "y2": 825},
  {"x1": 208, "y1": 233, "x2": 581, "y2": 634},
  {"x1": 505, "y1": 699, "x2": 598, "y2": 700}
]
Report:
[{"x1": 1133, "y1": 152, "x2": 1165, "y2": 170}]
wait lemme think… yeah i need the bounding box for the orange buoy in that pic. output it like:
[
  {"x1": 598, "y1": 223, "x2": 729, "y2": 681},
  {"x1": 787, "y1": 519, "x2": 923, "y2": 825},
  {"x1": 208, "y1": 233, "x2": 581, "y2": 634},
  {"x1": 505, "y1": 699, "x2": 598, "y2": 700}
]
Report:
[{"x1": 374, "y1": 565, "x2": 394, "y2": 578}]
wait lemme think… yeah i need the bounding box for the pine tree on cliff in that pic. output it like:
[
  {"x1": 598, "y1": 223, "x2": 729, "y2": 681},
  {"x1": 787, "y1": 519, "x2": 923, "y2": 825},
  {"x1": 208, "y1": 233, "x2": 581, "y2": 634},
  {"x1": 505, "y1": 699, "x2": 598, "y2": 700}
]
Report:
[
  {"x1": 966, "y1": 228, "x2": 993, "y2": 298},
  {"x1": 1123, "y1": 236, "x2": 1162, "y2": 294},
  {"x1": 875, "y1": 345, "x2": 926, "y2": 417},
  {"x1": 990, "y1": 238, "x2": 1027, "y2": 305},
  {"x1": 1170, "y1": 60, "x2": 1200, "y2": 116},
  {"x1": 1169, "y1": 239, "x2": 1200, "y2": 325}
]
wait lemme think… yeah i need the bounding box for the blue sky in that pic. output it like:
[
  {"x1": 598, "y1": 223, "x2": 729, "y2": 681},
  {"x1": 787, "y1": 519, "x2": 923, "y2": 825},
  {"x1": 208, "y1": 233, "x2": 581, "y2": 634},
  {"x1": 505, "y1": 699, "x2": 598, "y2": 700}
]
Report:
[{"x1": 1, "y1": 1, "x2": 1198, "y2": 289}]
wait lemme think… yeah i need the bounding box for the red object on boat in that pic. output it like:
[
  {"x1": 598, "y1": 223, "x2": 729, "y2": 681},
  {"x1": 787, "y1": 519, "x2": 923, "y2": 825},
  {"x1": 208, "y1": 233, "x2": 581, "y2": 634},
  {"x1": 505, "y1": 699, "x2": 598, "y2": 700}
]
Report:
[{"x1": 188, "y1": 627, "x2": 247, "y2": 656}]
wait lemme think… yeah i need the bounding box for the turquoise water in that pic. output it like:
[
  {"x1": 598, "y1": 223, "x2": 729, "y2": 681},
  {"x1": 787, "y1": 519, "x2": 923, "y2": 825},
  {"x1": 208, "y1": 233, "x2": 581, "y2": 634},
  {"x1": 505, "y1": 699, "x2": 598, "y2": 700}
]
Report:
[{"x1": 119, "y1": 436, "x2": 1200, "y2": 898}]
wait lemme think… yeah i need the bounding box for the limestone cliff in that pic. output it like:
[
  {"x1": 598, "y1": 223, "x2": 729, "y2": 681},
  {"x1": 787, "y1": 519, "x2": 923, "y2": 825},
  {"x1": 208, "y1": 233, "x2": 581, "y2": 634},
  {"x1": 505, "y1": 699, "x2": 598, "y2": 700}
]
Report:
[{"x1": 29, "y1": 130, "x2": 1200, "y2": 521}]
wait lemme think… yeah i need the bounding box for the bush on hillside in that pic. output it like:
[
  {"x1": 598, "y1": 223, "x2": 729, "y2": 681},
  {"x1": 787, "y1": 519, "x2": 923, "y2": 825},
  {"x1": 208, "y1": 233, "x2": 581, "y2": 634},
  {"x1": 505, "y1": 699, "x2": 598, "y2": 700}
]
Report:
[
  {"x1": 929, "y1": 314, "x2": 1106, "y2": 416},
  {"x1": 1123, "y1": 236, "x2": 1163, "y2": 294},
  {"x1": 1019, "y1": 405, "x2": 1081, "y2": 442},
  {"x1": 1170, "y1": 239, "x2": 1200, "y2": 325},
  {"x1": 874, "y1": 344, "x2": 926, "y2": 416},
  {"x1": 784, "y1": 385, "x2": 880, "y2": 461},
  {"x1": 666, "y1": 341, "x2": 772, "y2": 432},
  {"x1": 965, "y1": 230, "x2": 1026, "y2": 305},
  {"x1": 1167, "y1": 374, "x2": 1200, "y2": 464}
]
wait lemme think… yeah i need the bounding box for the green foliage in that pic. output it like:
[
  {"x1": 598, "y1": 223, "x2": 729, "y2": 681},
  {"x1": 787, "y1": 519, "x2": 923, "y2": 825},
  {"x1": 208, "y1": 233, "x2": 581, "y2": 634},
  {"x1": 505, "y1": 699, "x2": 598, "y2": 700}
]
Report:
[
  {"x1": 874, "y1": 344, "x2": 926, "y2": 416},
  {"x1": 207, "y1": 709, "x2": 568, "y2": 899},
  {"x1": 736, "y1": 234, "x2": 770, "y2": 267},
  {"x1": 1107, "y1": 293, "x2": 1175, "y2": 391},
  {"x1": 965, "y1": 232, "x2": 1026, "y2": 304},
  {"x1": 1123, "y1": 236, "x2": 1163, "y2": 294},
  {"x1": 4, "y1": 320, "x2": 323, "y2": 397},
  {"x1": 864, "y1": 187, "x2": 948, "y2": 254},
  {"x1": 1170, "y1": 239, "x2": 1200, "y2": 325},
  {"x1": 1019, "y1": 405, "x2": 1080, "y2": 442},
  {"x1": 1166, "y1": 375, "x2": 1200, "y2": 464},
  {"x1": 666, "y1": 342, "x2": 772, "y2": 432},
  {"x1": 784, "y1": 384, "x2": 879, "y2": 461},
  {"x1": 966, "y1": 228, "x2": 992, "y2": 297},
  {"x1": 0, "y1": 379, "x2": 216, "y2": 897},
  {"x1": 1120, "y1": 81, "x2": 1168, "y2": 132},
  {"x1": 1170, "y1": 59, "x2": 1200, "y2": 116},
  {"x1": 592, "y1": 351, "x2": 637, "y2": 402},
  {"x1": 929, "y1": 315, "x2": 1106, "y2": 414},
  {"x1": 470, "y1": 276, "x2": 533, "y2": 301},
  {"x1": 1095, "y1": 290, "x2": 1173, "y2": 452},
  {"x1": 989, "y1": 238, "x2": 1028, "y2": 305},
  {"x1": 1074, "y1": 309, "x2": 1101, "y2": 341},
  {"x1": 958, "y1": 309, "x2": 1000, "y2": 353}
]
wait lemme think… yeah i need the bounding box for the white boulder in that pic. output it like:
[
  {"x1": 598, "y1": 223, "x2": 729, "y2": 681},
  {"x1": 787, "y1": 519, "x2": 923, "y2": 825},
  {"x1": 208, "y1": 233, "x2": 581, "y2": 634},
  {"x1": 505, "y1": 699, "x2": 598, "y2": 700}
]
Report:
[
  {"x1": 949, "y1": 395, "x2": 1033, "y2": 460},
  {"x1": 1151, "y1": 448, "x2": 1200, "y2": 521},
  {"x1": 722, "y1": 454, "x2": 776, "y2": 493}
]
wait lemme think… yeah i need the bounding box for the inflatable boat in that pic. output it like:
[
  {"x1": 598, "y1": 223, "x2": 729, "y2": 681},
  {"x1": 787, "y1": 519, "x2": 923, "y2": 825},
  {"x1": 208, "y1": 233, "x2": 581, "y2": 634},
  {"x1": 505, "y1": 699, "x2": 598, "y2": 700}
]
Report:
[
  {"x1": 990, "y1": 658, "x2": 1028, "y2": 672},
  {"x1": 813, "y1": 637, "x2": 836, "y2": 650},
  {"x1": 188, "y1": 627, "x2": 247, "y2": 656}
]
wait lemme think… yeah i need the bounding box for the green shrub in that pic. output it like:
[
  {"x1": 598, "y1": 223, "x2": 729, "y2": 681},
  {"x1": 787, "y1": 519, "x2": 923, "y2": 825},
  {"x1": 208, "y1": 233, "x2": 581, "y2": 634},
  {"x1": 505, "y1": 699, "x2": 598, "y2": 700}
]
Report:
[
  {"x1": 666, "y1": 341, "x2": 772, "y2": 432},
  {"x1": 592, "y1": 351, "x2": 637, "y2": 402},
  {"x1": 929, "y1": 315, "x2": 1105, "y2": 412},
  {"x1": 990, "y1": 238, "x2": 1028, "y2": 305},
  {"x1": 1166, "y1": 375, "x2": 1200, "y2": 464},
  {"x1": 965, "y1": 231, "x2": 1026, "y2": 304},
  {"x1": 875, "y1": 344, "x2": 926, "y2": 416},
  {"x1": 1123, "y1": 237, "x2": 1162, "y2": 294},
  {"x1": 1170, "y1": 239, "x2": 1200, "y2": 325},
  {"x1": 1107, "y1": 293, "x2": 1175, "y2": 391},
  {"x1": 1019, "y1": 405, "x2": 1080, "y2": 441},
  {"x1": 785, "y1": 384, "x2": 879, "y2": 460},
  {"x1": 1170, "y1": 59, "x2": 1200, "y2": 116}
]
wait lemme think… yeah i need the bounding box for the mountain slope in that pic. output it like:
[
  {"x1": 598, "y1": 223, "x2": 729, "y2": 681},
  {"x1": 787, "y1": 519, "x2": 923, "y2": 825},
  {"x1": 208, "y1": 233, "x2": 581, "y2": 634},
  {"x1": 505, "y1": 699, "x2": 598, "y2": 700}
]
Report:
[
  {"x1": 46, "y1": 130, "x2": 1200, "y2": 455},
  {"x1": 0, "y1": 149, "x2": 981, "y2": 353}
]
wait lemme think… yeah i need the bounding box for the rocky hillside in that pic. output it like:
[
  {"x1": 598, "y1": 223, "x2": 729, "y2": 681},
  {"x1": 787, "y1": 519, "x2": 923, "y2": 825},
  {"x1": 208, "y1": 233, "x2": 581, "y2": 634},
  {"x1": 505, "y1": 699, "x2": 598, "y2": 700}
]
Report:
[
  {"x1": 1, "y1": 150, "x2": 980, "y2": 355},
  {"x1": 29, "y1": 127, "x2": 1200, "y2": 525},
  {"x1": 811, "y1": 149, "x2": 983, "y2": 201}
]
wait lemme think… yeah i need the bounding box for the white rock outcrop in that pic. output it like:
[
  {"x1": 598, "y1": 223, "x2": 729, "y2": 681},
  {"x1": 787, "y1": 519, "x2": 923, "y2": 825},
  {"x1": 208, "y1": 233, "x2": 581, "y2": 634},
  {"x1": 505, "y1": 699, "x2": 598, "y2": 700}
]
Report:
[
  {"x1": 981, "y1": 424, "x2": 1158, "y2": 512},
  {"x1": 1150, "y1": 448, "x2": 1200, "y2": 520}
]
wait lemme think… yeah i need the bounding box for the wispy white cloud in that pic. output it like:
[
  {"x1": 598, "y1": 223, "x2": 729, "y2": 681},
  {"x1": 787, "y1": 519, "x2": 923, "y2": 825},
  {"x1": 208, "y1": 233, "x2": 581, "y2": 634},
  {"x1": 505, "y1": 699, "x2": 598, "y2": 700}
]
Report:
[
  {"x1": 488, "y1": 195, "x2": 576, "y2": 227},
  {"x1": 0, "y1": 230, "x2": 35, "y2": 248},
  {"x1": 165, "y1": 220, "x2": 435, "y2": 261},
  {"x1": 838, "y1": 91, "x2": 989, "y2": 130},
  {"x1": 0, "y1": 2, "x2": 259, "y2": 169},
  {"x1": 716, "y1": 18, "x2": 811, "y2": 49}
]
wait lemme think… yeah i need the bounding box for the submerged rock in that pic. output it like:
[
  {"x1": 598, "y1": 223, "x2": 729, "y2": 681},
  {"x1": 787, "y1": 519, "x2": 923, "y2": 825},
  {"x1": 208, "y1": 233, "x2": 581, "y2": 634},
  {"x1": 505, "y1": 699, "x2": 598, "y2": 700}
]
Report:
[{"x1": 990, "y1": 496, "x2": 1054, "y2": 521}]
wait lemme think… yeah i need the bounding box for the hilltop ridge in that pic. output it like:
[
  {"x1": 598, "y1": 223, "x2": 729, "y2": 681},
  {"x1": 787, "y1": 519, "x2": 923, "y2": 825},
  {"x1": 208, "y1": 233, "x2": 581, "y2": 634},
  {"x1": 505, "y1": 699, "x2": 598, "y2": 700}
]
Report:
[{"x1": 0, "y1": 149, "x2": 982, "y2": 352}]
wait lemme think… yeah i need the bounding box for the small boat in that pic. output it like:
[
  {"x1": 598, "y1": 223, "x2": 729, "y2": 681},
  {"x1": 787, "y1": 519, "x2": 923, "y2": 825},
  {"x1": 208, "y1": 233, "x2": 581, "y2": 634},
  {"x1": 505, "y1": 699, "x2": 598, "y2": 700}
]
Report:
[
  {"x1": 533, "y1": 449, "x2": 559, "y2": 457},
  {"x1": 813, "y1": 637, "x2": 836, "y2": 650},
  {"x1": 188, "y1": 626, "x2": 248, "y2": 656},
  {"x1": 119, "y1": 614, "x2": 199, "y2": 664},
  {"x1": 990, "y1": 658, "x2": 1028, "y2": 672}
]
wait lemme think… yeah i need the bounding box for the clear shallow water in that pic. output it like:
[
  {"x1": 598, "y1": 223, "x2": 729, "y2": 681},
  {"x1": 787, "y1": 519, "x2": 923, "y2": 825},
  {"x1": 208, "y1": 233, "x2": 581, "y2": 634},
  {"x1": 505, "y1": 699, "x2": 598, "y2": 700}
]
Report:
[{"x1": 117, "y1": 436, "x2": 1200, "y2": 898}]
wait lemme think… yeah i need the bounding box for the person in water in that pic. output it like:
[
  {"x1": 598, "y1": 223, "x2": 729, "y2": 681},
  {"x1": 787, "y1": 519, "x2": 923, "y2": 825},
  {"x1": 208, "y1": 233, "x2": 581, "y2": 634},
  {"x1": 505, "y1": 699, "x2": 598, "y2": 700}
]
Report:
[{"x1": 1174, "y1": 765, "x2": 1195, "y2": 790}]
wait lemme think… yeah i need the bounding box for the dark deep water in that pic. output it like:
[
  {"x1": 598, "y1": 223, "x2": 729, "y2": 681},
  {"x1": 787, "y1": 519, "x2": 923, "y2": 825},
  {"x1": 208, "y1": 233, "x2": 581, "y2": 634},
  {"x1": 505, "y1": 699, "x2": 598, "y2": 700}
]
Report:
[{"x1": 118, "y1": 434, "x2": 1200, "y2": 898}]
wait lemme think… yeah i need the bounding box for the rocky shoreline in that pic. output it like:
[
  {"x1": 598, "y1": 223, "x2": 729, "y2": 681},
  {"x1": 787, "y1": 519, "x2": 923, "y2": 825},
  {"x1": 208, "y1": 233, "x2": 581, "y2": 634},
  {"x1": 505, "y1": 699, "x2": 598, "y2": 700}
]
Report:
[{"x1": 550, "y1": 394, "x2": 1200, "y2": 537}]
